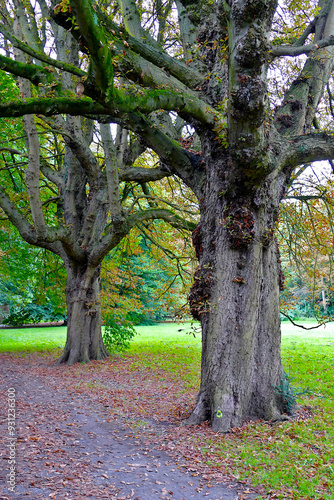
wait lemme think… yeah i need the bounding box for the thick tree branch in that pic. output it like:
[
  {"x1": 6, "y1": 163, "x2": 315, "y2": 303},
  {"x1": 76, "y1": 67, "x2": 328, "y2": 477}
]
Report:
[
  {"x1": 0, "y1": 54, "x2": 60, "y2": 88},
  {"x1": 69, "y1": 0, "x2": 114, "y2": 99},
  {"x1": 285, "y1": 194, "x2": 324, "y2": 201},
  {"x1": 23, "y1": 114, "x2": 47, "y2": 237},
  {"x1": 119, "y1": 165, "x2": 171, "y2": 182},
  {"x1": 0, "y1": 185, "x2": 70, "y2": 250},
  {"x1": 77, "y1": 185, "x2": 109, "y2": 250},
  {"x1": 96, "y1": 6, "x2": 203, "y2": 89},
  {"x1": 52, "y1": 4, "x2": 203, "y2": 96},
  {"x1": 0, "y1": 23, "x2": 86, "y2": 77},
  {"x1": 118, "y1": 0, "x2": 151, "y2": 42},
  {"x1": 0, "y1": 96, "x2": 105, "y2": 117},
  {"x1": 223, "y1": 0, "x2": 277, "y2": 179},
  {"x1": 270, "y1": 35, "x2": 334, "y2": 57},
  {"x1": 40, "y1": 161, "x2": 64, "y2": 190},
  {"x1": 100, "y1": 123, "x2": 123, "y2": 220},
  {"x1": 128, "y1": 193, "x2": 198, "y2": 217},
  {"x1": 99, "y1": 112, "x2": 204, "y2": 196},
  {"x1": 116, "y1": 50, "x2": 200, "y2": 100},
  {"x1": 0, "y1": 88, "x2": 221, "y2": 129},
  {"x1": 0, "y1": 186, "x2": 35, "y2": 244},
  {"x1": 275, "y1": 0, "x2": 334, "y2": 135},
  {"x1": 282, "y1": 133, "x2": 334, "y2": 168},
  {"x1": 126, "y1": 208, "x2": 197, "y2": 231},
  {"x1": 53, "y1": 115, "x2": 100, "y2": 183},
  {"x1": 176, "y1": 0, "x2": 197, "y2": 63},
  {"x1": 292, "y1": 20, "x2": 316, "y2": 47},
  {"x1": 13, "y1": 0, "x2": 39, "y2": 50}
]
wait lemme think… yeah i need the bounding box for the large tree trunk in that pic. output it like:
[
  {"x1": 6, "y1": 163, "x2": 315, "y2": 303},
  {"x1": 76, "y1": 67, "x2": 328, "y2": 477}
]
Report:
[
  {"x1": 57, "y1": 263, "x2": 109, "y2": 365},
  {"x1": 188, "y1": 148, "x2": 287, "y2": 432}
]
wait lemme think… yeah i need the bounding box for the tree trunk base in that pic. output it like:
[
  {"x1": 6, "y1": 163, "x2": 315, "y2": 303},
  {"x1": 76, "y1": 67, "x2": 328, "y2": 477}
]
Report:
[
  {"x1": 57, "y1": 265, "x2": 110, "y2": 365},
  {"x1": 184, "y1": 393, "x2": 285, "y2": 432},
  {"x1": 56, "y1": 342, "x2": 110, "y2": 365},
  {"x1": 183, "y1": 392, "x2": 210, "y2": 426}
]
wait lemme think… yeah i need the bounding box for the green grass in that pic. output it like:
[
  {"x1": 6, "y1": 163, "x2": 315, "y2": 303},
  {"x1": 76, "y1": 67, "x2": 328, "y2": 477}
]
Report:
[
  {"x1": 0, "y1": 325, "x2": 67, "y2": 351},
  {"x1": 128, "y1": 322, "x2": 201, "y2": 388},
  {"x1": 129, "y1": 321, "x2": 334, "y2": 499},
  {"x1": 1, "y1": 320, "x2": 334, "y2": 498},
  {"x1": 221, "y1": 326, "x2": 334, "y2": 499}
]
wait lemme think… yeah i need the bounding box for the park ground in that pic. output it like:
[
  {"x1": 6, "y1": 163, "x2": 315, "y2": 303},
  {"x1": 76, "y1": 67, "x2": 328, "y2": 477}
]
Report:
[{"x1": 0, "y1": 321, "x2": 334, "y2": 499}]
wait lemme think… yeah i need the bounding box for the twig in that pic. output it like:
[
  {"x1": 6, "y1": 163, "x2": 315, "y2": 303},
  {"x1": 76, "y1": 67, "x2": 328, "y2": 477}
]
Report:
[{"x1": 280, "y1": 311, "x2": 332, "y2": 330}]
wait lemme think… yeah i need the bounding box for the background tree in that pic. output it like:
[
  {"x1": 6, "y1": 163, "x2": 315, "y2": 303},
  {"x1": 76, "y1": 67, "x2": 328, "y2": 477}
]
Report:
[
  {"x1": 0, "y1": 225, "x2": 67, "y2": 324},
  {"x1": 0, "y1": 1, "x2": 196, "y2": 363},
  {"x1": 278, "y1": 170, "x2": 334, "y2": 321},
  {"x1": 1, "y1": 0, "x2": 334, "y2": 431},
  {"x1": 101, "y1": 223, "x2": 195, "y2": 326},
  {"x1": 0, "y1": 71, "x2": 67, "y2": 324}
]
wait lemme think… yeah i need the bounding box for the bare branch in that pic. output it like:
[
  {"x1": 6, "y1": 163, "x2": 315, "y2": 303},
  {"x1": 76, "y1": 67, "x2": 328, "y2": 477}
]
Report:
[
  {"x1": 0, "y1": 147, "x2": 25, "y2": 155},
  {"x1": 270, "y1": 35, "x2": 334, "y2": 57},
  {"x1": 280, "y1": 311, "x2": 333, "y2": 330}
]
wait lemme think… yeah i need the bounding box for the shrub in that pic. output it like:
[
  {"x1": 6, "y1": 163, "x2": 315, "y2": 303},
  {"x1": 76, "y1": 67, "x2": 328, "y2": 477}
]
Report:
[
  {"x1": 2, "y1": 303, "x2": 66, "y2": 326},
  {"x1": 102, "y1": 314, "x2": 137, "y2": 353}
]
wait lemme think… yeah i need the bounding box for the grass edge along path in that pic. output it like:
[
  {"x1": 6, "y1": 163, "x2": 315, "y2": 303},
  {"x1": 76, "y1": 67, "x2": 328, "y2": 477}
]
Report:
[{"x1": 1, "y1": 321, "x2": 334, "y2": 499}]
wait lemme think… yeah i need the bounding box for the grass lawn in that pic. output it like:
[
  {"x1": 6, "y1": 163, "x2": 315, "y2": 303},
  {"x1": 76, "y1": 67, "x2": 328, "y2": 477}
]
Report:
[
  {"x1": 1, "y1": 320, "x2": 333, "y2": 499},
  {"x1": 0, "y1": 325, "x2": 67, "y2": 352}
]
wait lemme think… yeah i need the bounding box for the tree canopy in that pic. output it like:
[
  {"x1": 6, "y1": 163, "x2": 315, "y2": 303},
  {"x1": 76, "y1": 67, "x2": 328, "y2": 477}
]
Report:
[{"x1": 279, "y1": 171, "x2": 334, "y2": 321}]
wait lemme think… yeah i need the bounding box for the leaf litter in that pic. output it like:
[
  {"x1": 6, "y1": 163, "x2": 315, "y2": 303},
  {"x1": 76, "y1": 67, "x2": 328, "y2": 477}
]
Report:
[{"x1": 0, "y1": 351, "x2": 265, "y2": 499}]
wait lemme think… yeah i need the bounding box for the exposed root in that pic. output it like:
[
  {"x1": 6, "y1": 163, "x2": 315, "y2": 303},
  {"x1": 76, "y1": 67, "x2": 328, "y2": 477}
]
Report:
[
  {"x1": 56, "y1": 343, "x2": 109, "y2": 365},
  {"x1": 183, "y1": 393, "x2": 210, "y2": 426}
]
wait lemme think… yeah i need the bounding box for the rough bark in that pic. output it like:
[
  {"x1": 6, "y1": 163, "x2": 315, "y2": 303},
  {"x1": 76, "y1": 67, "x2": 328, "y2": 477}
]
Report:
[
  {"x1": 57, "y1": 264, "x2": 109, "y2": 365},
  {"x1": 188, "y1": 141, "x2": 287, "y2": 431}
]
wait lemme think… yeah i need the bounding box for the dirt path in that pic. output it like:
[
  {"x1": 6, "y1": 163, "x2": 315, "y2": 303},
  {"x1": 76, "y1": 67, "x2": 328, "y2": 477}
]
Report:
[{"x1": 0, "y1": 354, "x2": 260, "y2": 500}]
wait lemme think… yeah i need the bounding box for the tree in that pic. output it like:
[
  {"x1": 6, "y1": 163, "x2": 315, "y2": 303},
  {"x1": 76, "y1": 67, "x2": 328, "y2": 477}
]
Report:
[
  {"x1": 0, "y1": 1, "x2": 196, "y2": 364},
  {"x1": 0, "y1": 225, "x2": 67, "y2": 324},
  {"x1": 1, "y1": 0, "x2": 334, "y2": 431},
  {"x1": 278, "y1": 172, "x2": 334, "y2": 320},
  {"x1": 101, "y1": 227, "x2": 195, "y2": 325}
]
